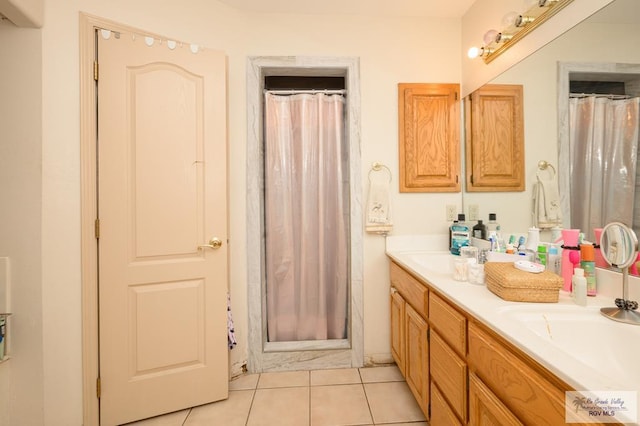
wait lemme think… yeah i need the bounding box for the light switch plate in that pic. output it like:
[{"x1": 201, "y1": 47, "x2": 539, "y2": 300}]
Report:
[{"x1": 468, "y1": 204, "x2": 479, "y2": 221}]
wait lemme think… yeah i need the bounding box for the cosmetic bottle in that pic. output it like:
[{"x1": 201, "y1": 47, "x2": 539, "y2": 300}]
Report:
[
  {"x1": 473, "y1": 220, "x2": 487, "y2": 240},
  {"x1": 486, "y1": 213, "x2": 500, "y2": 234},
  {"x1": 525, "y1": 227, "x2": 540, "y2": 252},
  {"x1": 580, "y1": 243, "x2": 597, "y2": 296},
  {"x1": 572, "y1": 268, "x2": 587, "y2": 306},
  {"x1": 546, "y1": 245, "x2": 561, "y2": 275},
  {"x1": 561, "y1": 229, "x2": 580, "y2": 292},
  {"x1": 593, "y1": 228, "x2": 607, "y2": 268},
  {"x1": 450, "y1": 214, "x2": 471, "y2": 256},
  {"x1": 536, "y1": 244, "x2": 547, "y2": 267}
]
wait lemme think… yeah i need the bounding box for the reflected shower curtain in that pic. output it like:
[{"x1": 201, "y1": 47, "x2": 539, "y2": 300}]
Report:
[
  {"x1": 568, "y1": 96, "x2": 640, "y2": 240},
  {"x1": 264, "y1": 92, "x2": 348, "y2": 342}
]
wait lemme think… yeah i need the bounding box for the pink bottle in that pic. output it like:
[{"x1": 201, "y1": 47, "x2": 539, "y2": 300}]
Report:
[
  {"x1": 593, "y1": 228, "x2": 608, "y2": 269},
  {"x1": 561, "y1": 229, "x2": 580, "y2": 292}
]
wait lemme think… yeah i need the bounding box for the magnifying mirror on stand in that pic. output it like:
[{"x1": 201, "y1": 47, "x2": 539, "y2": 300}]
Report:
[{"x1": 600, "y1": 222, "x2": 640, "y2": 325}]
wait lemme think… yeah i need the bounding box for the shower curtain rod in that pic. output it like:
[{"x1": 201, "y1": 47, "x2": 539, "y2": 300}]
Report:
[
  {"x1": 265, "y1": 89, "x2": 346, "y2": 95},
  {"x1": 569, "y1": 92, "x2": 633, "y2": 99}
]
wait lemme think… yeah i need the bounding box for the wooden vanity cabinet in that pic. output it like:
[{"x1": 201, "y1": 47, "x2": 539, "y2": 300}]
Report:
[
  {"x1": 465, "y1": 84, "x2": 524, "y2": 192},
  {"x1": 429, "y1": 292, "x2": 468, "y2": 423},
  {"x1": 469, "y1": 373, "x2": 522, "y2": 426},
  {"x1": 398, "y1": 83, "x2": 460, "y2": 193},
  {"x1": 468, "y1": 321, "x2": 569, "y2": 426},
  {"x1": 389, "y1": 261, "x2": 614, "y2": 426},
  {"x1": 389, "y1": 262, "x2": 429, "y2": 417}
]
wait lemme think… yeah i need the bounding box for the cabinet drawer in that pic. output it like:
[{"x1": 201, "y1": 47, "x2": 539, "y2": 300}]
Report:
[
  {"x1": 430, "y1": 330, "x2": 467, "y2": 422},
  {"x1": 431, "y1": 381, "x2": 462, "y2": 426},
  {"x1": 469, "y1": 373, "x2": 522, "y2": 426},
  {"x1": 468, "y1": 322, "x2": 566, "y2": 425},
  {"x1": 390, "y1": 262, "x2": 428, "y2": 318},
  {"x1": 429, "y1": 292, "x2": 466, "y2": 356}
]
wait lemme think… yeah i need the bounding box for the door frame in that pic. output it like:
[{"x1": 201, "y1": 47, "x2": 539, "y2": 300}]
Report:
[
  {"x1": 246, "y1": 56, "x2": 364, "y2": 372},
  {"x1": 79, "y1": 14, "x2": 196, "y2": 425}
]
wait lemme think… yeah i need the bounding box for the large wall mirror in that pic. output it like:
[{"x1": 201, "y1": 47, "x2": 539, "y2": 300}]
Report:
[{"x1": 462, "y1": 0, "x2": 640, "y2": 250}]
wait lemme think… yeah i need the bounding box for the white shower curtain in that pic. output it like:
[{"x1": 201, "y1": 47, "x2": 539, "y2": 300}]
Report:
[
  {"x1": 264, "y1": 92, "x2": 348, "y2": 342},
  {"x1": 568, "y1": 96, "x2": 640, "y2": 240}
]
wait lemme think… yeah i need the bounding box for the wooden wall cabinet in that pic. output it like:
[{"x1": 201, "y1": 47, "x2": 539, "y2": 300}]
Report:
[
  {"x1": 398, "y1": 83, "x2": 460, "y2": 193},
  {"x1": 465, "y1": 84, "x2": 525, "y2": 192}
]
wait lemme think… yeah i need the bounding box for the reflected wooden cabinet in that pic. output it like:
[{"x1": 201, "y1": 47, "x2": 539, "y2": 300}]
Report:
[
  {"x1": 398, "y1": 83, "x2": 460, "y2": 192},
  {"x1": 465, "y1": 84, "x2": 525, "y2": 192}
]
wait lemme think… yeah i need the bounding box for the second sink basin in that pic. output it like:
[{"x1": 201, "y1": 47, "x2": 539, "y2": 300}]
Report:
[{"x1": 497, "y1": 304, "x2": 640, "y2": 382}]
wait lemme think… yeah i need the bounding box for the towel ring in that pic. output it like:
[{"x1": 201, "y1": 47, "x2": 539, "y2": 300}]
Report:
[
  {"x1": 537, "y1": 160, "x2": 556, "y2": 175},
  {"x1": 368, "y1": 162, "x2": 392, "y2": 183}
]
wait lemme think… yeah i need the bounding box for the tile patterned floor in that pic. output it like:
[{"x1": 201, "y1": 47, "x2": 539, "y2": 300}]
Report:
[{"x1": 126, "y1": 366, "x2": 427, "y2": 426}]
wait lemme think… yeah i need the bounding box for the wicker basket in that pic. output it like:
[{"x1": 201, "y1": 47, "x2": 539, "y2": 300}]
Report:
[{"x1": 484, "y1": 262, "x2": 563, "y2": 303}]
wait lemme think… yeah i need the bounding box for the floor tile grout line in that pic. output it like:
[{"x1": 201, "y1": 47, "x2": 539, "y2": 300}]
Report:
[{"x1": 244, "y1": 373, "x2": 260, "y2": 426}]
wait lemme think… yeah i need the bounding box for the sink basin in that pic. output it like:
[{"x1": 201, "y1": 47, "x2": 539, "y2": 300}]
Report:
[{"x1": 497, "y1": 304, "x2": 640, "y2": 381}]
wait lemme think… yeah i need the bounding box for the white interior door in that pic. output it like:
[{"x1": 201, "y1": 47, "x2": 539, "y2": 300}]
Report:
[{"x1": 97, "y1": 30, "x2": 228, "y2": 425}]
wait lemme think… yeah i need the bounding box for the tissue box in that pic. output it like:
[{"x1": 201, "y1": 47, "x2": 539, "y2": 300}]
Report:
[{"x1": 484, "y1": 262, "x2": 563, "y2": 303}]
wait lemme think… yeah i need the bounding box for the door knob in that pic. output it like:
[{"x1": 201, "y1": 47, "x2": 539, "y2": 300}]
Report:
[{"x1": 198, "y1": 237, "x2": 223, "y2": 250}]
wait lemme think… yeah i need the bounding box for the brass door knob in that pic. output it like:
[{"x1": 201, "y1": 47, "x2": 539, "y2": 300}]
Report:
[{"x1": 198, "y1": 237, "x2": 223, "y2": 250}]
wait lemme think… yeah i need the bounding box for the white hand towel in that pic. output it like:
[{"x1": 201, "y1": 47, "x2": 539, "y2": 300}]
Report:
[{"x1": 366, "y1": 179, "x2": 393, "y2": 234}]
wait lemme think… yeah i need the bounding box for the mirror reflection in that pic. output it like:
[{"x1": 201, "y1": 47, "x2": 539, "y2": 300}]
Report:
[
  {"x1": 463, "y1": 0, "x2": 640, "y2": 253},
  {"x1": 601, "y1": 221, "x2": 638, "y2": 269}
]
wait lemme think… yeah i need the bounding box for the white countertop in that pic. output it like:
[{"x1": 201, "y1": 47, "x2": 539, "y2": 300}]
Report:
[{"x1": 386, "y1": 235, "x2": 640, "y2": 424}]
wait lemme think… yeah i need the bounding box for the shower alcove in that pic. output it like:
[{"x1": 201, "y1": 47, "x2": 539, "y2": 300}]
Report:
[{"x1": 246, "y1": 56, "x2": 363, "y2": 372}]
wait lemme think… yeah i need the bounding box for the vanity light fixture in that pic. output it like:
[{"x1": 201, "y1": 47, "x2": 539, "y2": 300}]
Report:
[
  {"x1": 467, "y1": 46, "x2": 493, "y2": 59},
  {"x1": 468, "y1": 0, "x2": 574, "y2": 64},
  {"x1": 495, "y1": 32, "x2": 513, "y2": 43}
]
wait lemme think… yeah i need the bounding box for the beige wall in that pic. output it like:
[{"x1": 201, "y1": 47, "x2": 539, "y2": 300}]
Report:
[
  {"x1": 0, "y1": 22, "x2": 44, "y2": 426},
  {"x1": 33, "y1": 0, "x2": 463, "y2": 423}
]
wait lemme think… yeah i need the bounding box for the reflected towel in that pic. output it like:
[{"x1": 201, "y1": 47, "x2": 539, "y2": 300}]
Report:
[
  {"x1": 533, "y1": 168, "x2": 562, "y2": 229},
  {"x1": 366, "y1": 180, "x2": 393, "y2": 234}
]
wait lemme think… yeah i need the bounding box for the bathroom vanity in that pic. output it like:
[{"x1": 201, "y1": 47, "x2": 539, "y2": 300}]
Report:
[{"x1": 387, "y1": 242, "x2": 639, "y2": 425}]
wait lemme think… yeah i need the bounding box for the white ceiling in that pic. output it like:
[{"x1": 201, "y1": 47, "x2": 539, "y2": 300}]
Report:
[{"x1": 216, "y1": 0, "x2": 476, "y2": 18}]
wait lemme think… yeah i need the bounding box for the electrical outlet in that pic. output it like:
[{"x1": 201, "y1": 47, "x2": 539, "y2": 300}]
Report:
[
  {"x1": 468, "y1": 204, "x2": 479, "y2": 221},
  {"x1": 446, "y1": 205, "x2": 456, "y2": 221}
]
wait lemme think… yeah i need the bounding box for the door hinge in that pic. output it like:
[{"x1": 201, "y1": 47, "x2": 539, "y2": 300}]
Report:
[
  {"x1": 95, "y1": 219, "x2": 100, "y2": 239},
  {"x1": 470, "y1": 174, "x2": 474, "y2": 184},
  {"x1": 94, "y1": 61, "x2": 99, "y2": 82},
  {"x1": 455, "y1": 91, "x2": 458, "y2": 101},
  {"x1": 96, "y1": 377, "x2": 101, "y2": 399}
]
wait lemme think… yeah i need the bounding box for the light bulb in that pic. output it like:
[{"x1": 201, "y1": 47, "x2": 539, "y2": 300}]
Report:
[
  {"x1": 483, "y1": 29, "x2": 499, "y2": 45},
  {"x1": 467, "y1": 46, "x2": 481, "y2": 59},
  {"x1": 502, "y1": 11, "x2": 519, "y2": 28}
]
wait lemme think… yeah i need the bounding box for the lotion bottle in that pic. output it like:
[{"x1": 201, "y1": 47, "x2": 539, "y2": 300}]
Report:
[
  {"x1": 580, "y1": 244, "x2": 597, "y2": 296},
  {"x1": 572, "y1": 268, "x2": 587, "y2": 306}
]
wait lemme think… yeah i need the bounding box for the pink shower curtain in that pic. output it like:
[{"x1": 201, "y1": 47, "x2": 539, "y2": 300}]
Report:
[
  {"x1": 264, "y1": 92, "x2": 348, "y2": 342},
  {"x1": 569, "y1": 96, "x2": 640, "y2": 240}
]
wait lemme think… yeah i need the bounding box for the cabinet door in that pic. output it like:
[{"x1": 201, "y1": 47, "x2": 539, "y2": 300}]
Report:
[
  {"x1": 398, "y1": 83, "x2": 460, "y2": 192},
  {"x1": 469, "y1": 373, "x2": 523, "y2": 426},
  {"x1": 465, "y1": 84, "x2": 524, "y2": 191},
  {"x1": 390, "y1": 289, "x2": 406, "y2": 375},
  {"x1": 405, "y1": 303, "x2": 429, "y2": 417},
  {"x1": 431, "y1": 381, "x2": 463, "y2": 426}
]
